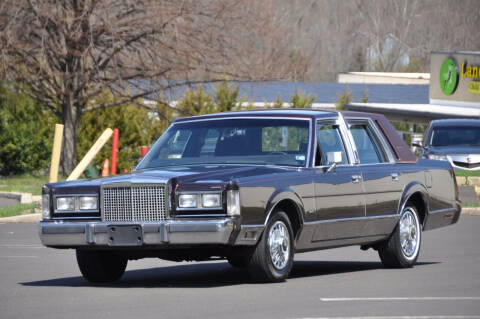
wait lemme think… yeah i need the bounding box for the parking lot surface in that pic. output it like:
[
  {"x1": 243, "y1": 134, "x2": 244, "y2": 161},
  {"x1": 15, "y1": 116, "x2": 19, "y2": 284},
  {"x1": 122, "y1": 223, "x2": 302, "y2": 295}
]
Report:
[{"x1": 1, "y1": 217, "x2": 479, "y2": 319}]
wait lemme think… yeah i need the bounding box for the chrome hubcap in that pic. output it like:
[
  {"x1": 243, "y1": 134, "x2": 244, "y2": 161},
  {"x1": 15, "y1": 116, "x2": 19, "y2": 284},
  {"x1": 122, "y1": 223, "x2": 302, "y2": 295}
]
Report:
[
  {"x1": 268, "y1": 221, "x2": 290, "y2": 270},
  {"x1": 399, "y1": 209, "x2": 420, "y2": 259}
]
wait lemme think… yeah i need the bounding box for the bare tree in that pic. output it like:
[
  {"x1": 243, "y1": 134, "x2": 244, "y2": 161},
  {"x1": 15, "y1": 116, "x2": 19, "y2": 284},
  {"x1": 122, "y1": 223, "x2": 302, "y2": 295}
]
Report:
[
  {"x1": 352, "y1": 0, "x2": 421, "y2": 71},
  {"x1": 273, "y1": 0, "x2": 479, "y2": 80},
  {"x1": 413, "y1": 0, "x2": 480, "y2": 70},
  {"x1": 0, "y1": 0, "x2": 307, "y2": 173},
  {"x1": 271, "y1": 0, "x2": 367, "y2": 80}
]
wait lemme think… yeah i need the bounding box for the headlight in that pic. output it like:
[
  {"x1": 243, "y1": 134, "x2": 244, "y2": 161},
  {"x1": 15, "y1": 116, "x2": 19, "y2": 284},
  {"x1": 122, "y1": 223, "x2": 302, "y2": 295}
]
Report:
[
  {"x1": 56, "y1": 197, "x2": 75, "y2": 211},
  {"x1": 202, "y1": 194, "x2": 221, "y2": 208},
  {"x1": 79, "y1": 196, "x2": 98, "y2": 210},
  {"x1": 178, "y1": 194, "x2": 198, "y2": 208},
  {"x1": 42, "y1": 194, "x2": 50, "y2": 220},
  {"x1": 227, "y1": 190, "x2": 240, "y2": 216},
  {"x1": 177, "y1": 192, "x2": 223, "y2": 209},
  {"x1": 427, "y1": 154, "x2": 448, "y2": 161}
]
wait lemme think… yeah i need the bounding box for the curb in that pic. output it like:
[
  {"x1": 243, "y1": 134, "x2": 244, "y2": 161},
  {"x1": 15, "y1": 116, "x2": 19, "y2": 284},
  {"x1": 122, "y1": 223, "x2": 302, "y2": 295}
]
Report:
[
  {"x1": 0, "y1": 191, "x2": 42, "y2": 205},
  {"x1": 0, "y1": 191, "x2": 42, "y2": 223},
  {"x1": 0, "y1": 213, "x2": 42, "y2": 223},
  {"x1": 456, "y1": 177, "x2": 480, "y2": 187},
  {"x1": 461, "y1": 207, "x2": 480, "y2": 216}
]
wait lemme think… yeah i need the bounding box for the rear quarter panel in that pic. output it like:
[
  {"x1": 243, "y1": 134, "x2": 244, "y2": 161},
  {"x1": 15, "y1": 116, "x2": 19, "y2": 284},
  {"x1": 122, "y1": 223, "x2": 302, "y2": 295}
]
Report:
[{"x1": 418, "y1": 158, "x2": 461, "y2": 230}]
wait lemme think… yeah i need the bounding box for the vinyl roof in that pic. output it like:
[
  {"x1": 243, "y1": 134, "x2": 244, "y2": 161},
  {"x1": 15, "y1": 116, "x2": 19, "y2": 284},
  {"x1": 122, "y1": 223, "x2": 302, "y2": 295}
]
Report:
[{"x1": 173, "y1": 108, "x2": 339, "y2": 122}]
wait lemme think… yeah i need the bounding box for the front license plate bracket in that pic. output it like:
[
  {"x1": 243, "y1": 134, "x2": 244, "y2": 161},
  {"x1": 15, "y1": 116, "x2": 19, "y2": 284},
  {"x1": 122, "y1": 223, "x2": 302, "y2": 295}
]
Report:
[{"x1": 107, "y1": 225, "x2": 143, "y2": 246}]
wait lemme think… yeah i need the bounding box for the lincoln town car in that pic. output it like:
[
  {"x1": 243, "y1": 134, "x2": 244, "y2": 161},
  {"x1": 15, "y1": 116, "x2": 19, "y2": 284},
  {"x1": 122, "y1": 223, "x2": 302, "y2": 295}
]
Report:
[{"x1": 39, "y1": 109, "x2": 461, "y2": 282}]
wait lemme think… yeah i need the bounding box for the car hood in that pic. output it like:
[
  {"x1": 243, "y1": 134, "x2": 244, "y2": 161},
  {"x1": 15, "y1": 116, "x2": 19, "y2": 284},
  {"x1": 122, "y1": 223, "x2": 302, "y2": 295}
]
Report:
[
  {"x1": 48, "y1": 165, "x2": 300, "y2": 190},
  {"x1": 426, "y1": 146, "x2": 480, "y2": 155}
]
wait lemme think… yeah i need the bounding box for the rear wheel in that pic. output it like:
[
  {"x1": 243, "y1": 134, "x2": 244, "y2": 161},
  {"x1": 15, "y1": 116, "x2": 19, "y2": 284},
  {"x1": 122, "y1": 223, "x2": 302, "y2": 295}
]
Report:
[
  {"x1": 378, "y1": 204, "x2": 422, "y2": 268},
  {"x1": 248, "y1": 211, "x2": 294, "y2": 282},
  {"x1": 76, "y1": 250, "x2": 127, "y2": 283}
]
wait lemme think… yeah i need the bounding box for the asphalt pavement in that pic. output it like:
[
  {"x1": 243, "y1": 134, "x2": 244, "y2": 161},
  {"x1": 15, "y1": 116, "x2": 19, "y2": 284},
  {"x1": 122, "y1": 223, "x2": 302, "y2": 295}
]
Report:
[{"x1": 1, "y1": 217, "x2": 480, "y2": 319}]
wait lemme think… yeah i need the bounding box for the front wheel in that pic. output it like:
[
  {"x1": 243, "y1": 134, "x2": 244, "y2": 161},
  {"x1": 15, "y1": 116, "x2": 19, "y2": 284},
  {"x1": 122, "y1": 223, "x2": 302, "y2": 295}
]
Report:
[
  {"x1": 248, "y1": 211, "x2": 294, "y2": 282},
  {"x1": 76, "y1": 250, "x2": 128, "y2": 283},
  {"x1": 378, "y1": 205, "x2": 422, "y2": 268}
]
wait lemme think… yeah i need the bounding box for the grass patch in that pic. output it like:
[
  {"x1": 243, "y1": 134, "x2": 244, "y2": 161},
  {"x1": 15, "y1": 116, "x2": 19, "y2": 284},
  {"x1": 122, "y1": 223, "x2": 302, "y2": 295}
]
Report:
[
  {"x1": 0, "y1": 175, "x2": 50, "y2": 195},
  {"x1": 463, "y1": 202, "x2": 480, "y2": 208},
  {"x1": 455, "y1": 170, "x2": 480, "y2": 177},
  {"x1": 0, "y1": 203, "x2": 36, "y2": 218}
]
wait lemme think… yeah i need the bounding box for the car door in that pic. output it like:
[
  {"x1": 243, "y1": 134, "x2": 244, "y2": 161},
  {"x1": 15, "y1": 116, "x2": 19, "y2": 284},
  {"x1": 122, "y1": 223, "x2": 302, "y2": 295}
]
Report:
[
  {"x1": 311, "y1": 119, "x2": 366, "y2": 243},
  {"x1": 346, "y1": 119, "x2": 403, "y2": 228}
]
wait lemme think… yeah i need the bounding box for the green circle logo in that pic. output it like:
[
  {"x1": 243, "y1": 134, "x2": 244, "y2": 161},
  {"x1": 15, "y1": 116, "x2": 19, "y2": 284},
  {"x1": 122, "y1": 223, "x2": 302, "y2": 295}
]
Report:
[{"x1": 440, "y1": 58, "x2": 458, "y2": 95}]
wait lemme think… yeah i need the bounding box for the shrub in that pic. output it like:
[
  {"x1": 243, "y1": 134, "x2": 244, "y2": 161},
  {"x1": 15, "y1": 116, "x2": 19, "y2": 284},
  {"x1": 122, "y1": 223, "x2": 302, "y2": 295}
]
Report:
[
  {"x1": 270, "y1": 94, "x2": 284, "y2": 108},
  {"x1": 177, "y1": 81, "x2": 243, "y2": 115},
  {"x1": 79, "y1": 91, "x2": 168, "y2": 173},
  {"x1": 176, "y1": 85, "x2": 215, "y2": 116},
  {"x1": 335, "y1": 84, "x2": 352, "y2": 110},
  {"x1": 360, "y1": 86, "x2": 369, "y2": 103},
  {"x1": 214, "y1": 81, "x2": 242, "y2": 112},
  {"x1": 0, "y1": 83, "x2": 55, "y2": 175},
  {"x1": 290, "y1": 89, "x2": 316, "y2": 108}
]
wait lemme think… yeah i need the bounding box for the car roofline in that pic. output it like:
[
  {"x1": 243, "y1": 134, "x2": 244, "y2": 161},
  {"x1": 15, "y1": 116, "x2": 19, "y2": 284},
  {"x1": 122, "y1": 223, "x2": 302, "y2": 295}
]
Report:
[{"x1": 172, "y1": 108, "x2": 339, "y2": 122}]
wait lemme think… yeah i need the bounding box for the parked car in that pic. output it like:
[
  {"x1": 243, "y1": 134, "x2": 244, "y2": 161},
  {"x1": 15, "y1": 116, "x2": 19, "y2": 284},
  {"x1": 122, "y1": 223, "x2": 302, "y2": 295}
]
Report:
[
  {"x1": 39, "y1": 109, "x2": 461, "y2": 283},
  {"x1": 414, "y1": 119, "x2": 480, "y2": 171}
]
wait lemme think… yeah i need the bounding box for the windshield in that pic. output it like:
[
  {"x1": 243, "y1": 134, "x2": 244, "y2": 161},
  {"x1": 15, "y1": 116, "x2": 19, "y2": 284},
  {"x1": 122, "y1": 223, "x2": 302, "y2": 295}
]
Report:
[
  {"x1": 136, "y1": 118, "x2": 311, "y2": 169},
  {"x1": 429, "y1": 126, "x2": 480, "y2": 147}
]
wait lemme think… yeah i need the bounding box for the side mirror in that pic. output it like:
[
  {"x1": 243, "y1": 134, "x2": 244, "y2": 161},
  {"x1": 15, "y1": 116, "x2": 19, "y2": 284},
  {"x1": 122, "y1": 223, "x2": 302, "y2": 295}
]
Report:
[
  {"x1": 327, "y1": 151, "x2": 342, "y2": 164},
  {"x1": 411, "y1": 142, "x2": 423, "y2": 148},
  {"x1": 326, "y1": 151, "x2": 342, "y2": 172}
]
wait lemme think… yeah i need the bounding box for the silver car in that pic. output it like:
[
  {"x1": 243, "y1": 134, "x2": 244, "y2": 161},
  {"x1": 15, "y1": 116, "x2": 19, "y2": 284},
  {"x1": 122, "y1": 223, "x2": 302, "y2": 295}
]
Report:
[{"x1": 418, "y1": 119, "x2": 480, "y2": 171}]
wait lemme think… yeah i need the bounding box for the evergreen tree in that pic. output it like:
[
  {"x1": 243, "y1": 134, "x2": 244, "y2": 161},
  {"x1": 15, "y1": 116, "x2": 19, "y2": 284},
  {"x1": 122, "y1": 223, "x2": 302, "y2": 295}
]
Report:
[{"x1": 0, "y1": 83, "x2": 55, "y2": 175}]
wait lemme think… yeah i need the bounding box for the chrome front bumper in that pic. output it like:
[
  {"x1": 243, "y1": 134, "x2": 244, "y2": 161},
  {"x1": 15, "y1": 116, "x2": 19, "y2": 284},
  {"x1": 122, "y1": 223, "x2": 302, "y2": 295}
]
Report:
[
  {"x1": 39, "y1": 219, "x2": 236, "y2": 247},
  {"x1": 448, "y1": 154, "x2": 480, "y2": 171}
]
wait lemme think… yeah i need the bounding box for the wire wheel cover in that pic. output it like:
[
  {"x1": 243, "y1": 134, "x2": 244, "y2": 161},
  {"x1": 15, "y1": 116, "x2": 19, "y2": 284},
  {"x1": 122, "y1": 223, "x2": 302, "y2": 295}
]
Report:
[
  {"x1": 268, "y1": 221, "x2": 290, "y2": 270},
  {"x1": 399, "y1": 209, "x2": 420, "y2": 258}
]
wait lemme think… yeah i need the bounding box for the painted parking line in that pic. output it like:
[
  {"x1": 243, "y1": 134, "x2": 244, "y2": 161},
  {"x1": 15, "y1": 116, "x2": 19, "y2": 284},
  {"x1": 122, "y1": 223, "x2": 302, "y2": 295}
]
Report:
[
  {"x1": 320, "y1": 297, "x2": 480, "y2": 302},
  {"x1": 299, "y1": 316, "x2": 480, "y2": 319}
]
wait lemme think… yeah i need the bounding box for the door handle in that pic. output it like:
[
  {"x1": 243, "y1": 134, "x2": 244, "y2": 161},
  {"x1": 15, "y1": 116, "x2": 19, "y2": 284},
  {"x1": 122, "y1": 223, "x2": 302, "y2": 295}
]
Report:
[
  {"x1": 391, "y1": 173, "x2": 399, "y2": 181},
  {"x1": 351, "y1": 175, "x2": 362, "y2": 183}
]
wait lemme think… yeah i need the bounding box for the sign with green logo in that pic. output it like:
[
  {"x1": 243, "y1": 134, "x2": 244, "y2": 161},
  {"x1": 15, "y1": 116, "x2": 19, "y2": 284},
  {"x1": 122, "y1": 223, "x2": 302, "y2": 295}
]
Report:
[
  {"x1": 439, "y1": 58, "x2": 458, "y2": 95},
  {"x1": 430, "y1": 51, "x2": 480, "y2": 106}
]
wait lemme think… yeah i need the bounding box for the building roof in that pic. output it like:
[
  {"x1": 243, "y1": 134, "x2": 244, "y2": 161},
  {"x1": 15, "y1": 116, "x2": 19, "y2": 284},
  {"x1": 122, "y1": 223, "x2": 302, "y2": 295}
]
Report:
[{"x1": 165, "y1": 81, "x2": 429, "y2": 104}]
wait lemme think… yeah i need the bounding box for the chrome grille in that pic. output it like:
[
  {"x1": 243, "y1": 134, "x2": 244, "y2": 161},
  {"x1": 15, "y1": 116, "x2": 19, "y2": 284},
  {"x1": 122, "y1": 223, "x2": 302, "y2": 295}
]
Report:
[
  {"x1": 102, "y1": 184, "x2": 167, "y2": 222},
  {"x1": 453, "y1": 161, "x2": 480, "y2": 169}
]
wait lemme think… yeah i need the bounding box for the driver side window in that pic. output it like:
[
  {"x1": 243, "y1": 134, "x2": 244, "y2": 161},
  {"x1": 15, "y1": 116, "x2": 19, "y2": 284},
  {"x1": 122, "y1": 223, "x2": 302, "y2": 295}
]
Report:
[{"x1": 315, "y1": 123, "x2": 348, "y2": 166}]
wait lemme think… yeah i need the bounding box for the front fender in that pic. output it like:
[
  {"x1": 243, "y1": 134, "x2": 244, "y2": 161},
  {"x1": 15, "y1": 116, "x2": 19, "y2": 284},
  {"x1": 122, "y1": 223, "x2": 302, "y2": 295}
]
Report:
[
  {"x1": 264, "y1": 189, "x2": 305, "y2": 226},
  {"x1": 233, "y1": 188, "x2": 305, "y2": 246}
]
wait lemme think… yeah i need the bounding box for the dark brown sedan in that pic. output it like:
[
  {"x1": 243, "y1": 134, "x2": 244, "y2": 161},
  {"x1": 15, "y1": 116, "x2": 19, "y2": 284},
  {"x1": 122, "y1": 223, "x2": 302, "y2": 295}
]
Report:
[{"x1": 39, "y1": 109, "x2": 461, "y2": 282}]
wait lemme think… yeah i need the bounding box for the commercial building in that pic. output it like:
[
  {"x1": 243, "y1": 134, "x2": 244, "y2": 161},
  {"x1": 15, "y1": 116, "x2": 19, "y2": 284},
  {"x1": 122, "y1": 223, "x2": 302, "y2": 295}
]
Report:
[{"x1": 344, "y1": 51, "x2": 480, "y2": 122}]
